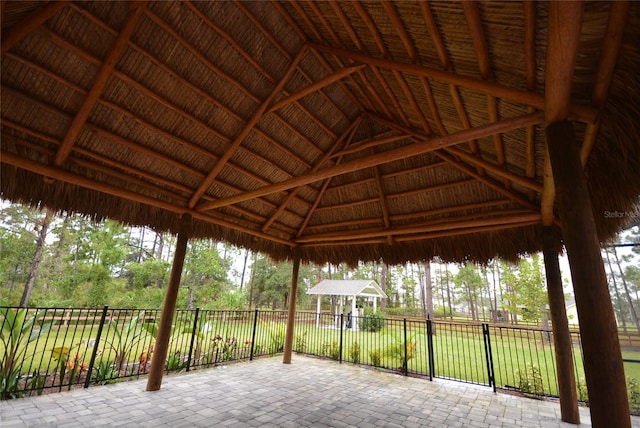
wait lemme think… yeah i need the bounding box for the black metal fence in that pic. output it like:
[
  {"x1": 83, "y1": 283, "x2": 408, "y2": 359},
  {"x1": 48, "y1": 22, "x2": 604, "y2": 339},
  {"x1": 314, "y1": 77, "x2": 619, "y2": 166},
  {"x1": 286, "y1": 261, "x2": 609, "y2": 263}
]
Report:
[{"x1": 2, "y1": 305, "x2": 640, "y2": 414}]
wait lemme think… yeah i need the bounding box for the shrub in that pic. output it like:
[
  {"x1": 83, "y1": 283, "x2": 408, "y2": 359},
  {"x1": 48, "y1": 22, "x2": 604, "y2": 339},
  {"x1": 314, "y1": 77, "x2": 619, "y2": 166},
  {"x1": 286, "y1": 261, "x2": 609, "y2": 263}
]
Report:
[
  {"x1": 295, "y1": 331, "x2": 307, "y2": 353},
  {"x1": 324, "y1": 341, "x2": 340, "y2": 360},
  {"x1": 358, "y1": 308, "x2": 384, "y2": 332},
  {"x1": 350, "y1": 342, "x2": 360, "y2": 364},
  {"x1": 369, "y1": 349, "x2": 381, "y2": 367},
  {"x1": 516, "y1": 364, "x2": 544, "y2": 395}
]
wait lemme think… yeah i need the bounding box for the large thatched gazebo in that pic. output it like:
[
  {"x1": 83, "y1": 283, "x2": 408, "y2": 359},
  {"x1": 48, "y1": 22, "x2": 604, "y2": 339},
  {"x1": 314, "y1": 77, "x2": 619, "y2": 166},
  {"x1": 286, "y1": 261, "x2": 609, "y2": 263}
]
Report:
[{"x1": 1, "y1": 1, "x2": 638, "y2": 426}]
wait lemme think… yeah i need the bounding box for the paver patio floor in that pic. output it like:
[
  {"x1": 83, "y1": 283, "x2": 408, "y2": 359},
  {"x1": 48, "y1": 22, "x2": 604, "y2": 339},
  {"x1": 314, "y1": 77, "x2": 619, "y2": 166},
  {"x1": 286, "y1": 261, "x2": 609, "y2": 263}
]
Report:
[{"x1": 1, "y1": 356, "x2": 638, "y2": 427}]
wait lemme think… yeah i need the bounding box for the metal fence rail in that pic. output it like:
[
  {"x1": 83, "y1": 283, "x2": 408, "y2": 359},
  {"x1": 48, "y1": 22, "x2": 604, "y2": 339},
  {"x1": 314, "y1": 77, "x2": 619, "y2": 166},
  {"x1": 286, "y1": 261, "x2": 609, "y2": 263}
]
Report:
[{"x1": 2, "y1": 305, "x2": 639, "y2": 415}]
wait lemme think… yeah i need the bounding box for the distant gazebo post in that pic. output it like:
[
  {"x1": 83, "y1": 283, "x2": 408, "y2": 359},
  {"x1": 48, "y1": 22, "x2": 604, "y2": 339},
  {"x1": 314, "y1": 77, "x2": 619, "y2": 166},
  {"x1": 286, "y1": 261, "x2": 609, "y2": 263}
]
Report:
[{"x1": 307, "y1": 280, "x2": 387, "y2": 330}]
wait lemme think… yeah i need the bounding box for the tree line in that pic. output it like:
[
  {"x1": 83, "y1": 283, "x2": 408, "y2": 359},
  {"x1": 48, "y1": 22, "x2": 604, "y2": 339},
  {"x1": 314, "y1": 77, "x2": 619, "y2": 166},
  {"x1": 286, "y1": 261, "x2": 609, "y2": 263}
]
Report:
[{"x1": 1, "y1": 202, "x2": 638, "y2": 327}]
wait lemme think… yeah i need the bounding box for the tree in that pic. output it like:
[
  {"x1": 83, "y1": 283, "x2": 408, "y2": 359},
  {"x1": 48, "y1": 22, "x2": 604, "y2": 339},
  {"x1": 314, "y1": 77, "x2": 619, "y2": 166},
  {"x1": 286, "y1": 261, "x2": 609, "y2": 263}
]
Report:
[
  {"x1": 453, "y1": 263, "x2": 485, "y2": 320},
  {"x1": 20, "y1": 210, "x2": 52, "y2": 307},
  {"x1": 501, "y1": 255, "x2": 547, "y2": 324},
  {"x1": 182, "y1": 240, "x2": 228, "y2": 310}
]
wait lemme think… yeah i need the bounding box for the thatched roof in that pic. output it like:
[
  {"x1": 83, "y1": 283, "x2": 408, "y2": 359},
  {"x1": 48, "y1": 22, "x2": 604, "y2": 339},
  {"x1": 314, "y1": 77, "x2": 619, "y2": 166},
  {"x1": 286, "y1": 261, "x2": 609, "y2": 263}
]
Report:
[{"x1": 1, "y1": 1, "x2": 639, "y2": 266}]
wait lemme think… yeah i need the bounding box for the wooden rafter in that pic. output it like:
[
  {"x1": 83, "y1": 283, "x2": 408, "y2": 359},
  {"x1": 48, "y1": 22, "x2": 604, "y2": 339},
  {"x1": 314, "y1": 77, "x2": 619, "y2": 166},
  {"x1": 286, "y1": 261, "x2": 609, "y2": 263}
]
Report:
[
  {"x1": 330, "y1": 132, "x2": 406, "y2": 159},
  {"x1": 349, "y1": 0, "x2": 410, "y2": 124},
  {"x1": 580, "y1": 1, "x2": 629, "y2": 165},
  {"x1": 2, "y1": 150, "x2": 297, "y2": 246},
  {"x1": 184, "y1": 1, "x2": 342, "y2": 139},
  {"x1": 188, "y1": 45, "x2": 308, "y2": 208},
  {"x1": 260, "y1": 116, "x2": 363, "y2": 233},
  {"x1": 308, "y1": 42, "x2": 598, "y2": 124},
  {"x1": 53, "y1": 1, "x2": 147, "y2": 167},
  {"x1": 434, "y1": 151, "x2": 539, "y2": 211},
  {"x1": 464, "y1": 1, "x2": 500, "y2": 179},
  {"x1": 295, "y1": 212, "x2": 541, "y2": 244},
  {"x1": 268, "y1": 64, "x2": 366, "y2": 113},
  {"x1": 275, "y1": 1, "x2": 369, "y2": 112},
  {"x1": 0, "y1": 1, "x2": 69, "y2": 55},
  {"x1": 524, "y1": 0, "x2": 537, "y2": 200},
  {"x1": 196, "y1": 112, "x2": 544, "y2": 211}
]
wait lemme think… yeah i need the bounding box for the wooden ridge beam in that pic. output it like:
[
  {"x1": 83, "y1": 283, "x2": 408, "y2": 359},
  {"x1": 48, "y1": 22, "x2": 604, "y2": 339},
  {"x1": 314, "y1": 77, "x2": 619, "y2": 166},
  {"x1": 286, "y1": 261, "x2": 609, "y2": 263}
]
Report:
[
  {"x1": 307, "y1": 41, "x2": 598, "y2": 124},
  {"x1": 53, "y1": 1, "x2": 147, "y2": 167},
  {"x1": 196, "y1": 112, "x2": 544, "y2": 212}
]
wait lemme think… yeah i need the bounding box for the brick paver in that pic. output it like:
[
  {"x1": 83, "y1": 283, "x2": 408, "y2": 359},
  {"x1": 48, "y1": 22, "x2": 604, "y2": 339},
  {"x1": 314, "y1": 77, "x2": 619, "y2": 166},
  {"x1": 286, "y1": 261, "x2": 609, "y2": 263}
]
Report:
[{"x1": 1, "y1": 356, "x2": 638, "y2": 427}]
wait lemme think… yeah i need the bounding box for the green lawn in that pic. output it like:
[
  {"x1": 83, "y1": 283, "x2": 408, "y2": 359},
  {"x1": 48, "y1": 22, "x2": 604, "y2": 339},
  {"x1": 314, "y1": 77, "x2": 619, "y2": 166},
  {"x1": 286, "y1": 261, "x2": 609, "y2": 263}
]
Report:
[{"x1": 4, "y1": 310, "x2": 640, "y2": 410}]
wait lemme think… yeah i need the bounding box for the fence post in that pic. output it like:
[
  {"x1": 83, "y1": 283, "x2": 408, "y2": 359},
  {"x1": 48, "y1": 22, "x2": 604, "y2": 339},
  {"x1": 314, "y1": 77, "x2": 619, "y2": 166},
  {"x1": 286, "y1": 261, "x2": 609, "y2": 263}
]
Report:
[
  {"x1": 250, "y1": 308, "x2": 258, "y2": 361},
  {"x1": 84, "y1": 305, "x2": 109, "y2": 388},
  {"x1": 185, "y1": 308, "x2": 200, "y2": 372},
  {"x1": 403, "y1": 318, "x2": 408, "y2": 376},
  {"x1": 339, "y1": 313, "x2": 344, "y2": 364},
  {"x1": 426, "y1": 318, "x2": 435, "y2": 381},
  {"x1": 482, "y1": 323, "x2": 496, "y2": 392}
]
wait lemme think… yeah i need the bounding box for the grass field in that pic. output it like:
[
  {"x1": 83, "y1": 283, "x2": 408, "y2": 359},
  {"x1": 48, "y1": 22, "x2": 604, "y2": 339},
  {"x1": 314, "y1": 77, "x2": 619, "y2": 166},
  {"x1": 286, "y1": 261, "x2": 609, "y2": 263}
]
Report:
[{"x1": 3, "y1": 308, "x2": 640, "y2": 411}]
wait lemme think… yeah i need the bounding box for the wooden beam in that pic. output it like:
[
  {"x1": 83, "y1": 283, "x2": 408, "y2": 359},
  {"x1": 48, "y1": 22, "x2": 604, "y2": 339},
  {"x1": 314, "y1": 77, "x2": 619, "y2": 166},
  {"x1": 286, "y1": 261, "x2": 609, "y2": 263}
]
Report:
[
  {"x1": 302, "y1": 220, "x2": 541, "y2": 248},
  {"x1": 261, "y1": 117, "x2": 363, "y2": 232},
  {"x1": 444, "y1": 147, "x2": 543, "y2": 193},
  {"x1": 196, "y1": 112, "x2": 544, "y2": 211},
  {"x1": 1, "y1": 151, "x2": 296, "y2": 246},
  {"x1": 307, "y1": 42, "x2": 598, "y2": 124},
  {"x1": 524, "y1": 0, "x2": 537, "y2": 200},
  {"x1": 542, "y1": 226, "x2": 580, "y2": 424},
  {"x1": 282, "y1": 250, "x2": 301, "y2": 364},
  {"x1": 580, "y1": 1, "x2": 629, "y2": 164},
  {"x1": 268, "y1": 64, "x2": 366, "y2": 113},
  {"x1": 541, "y1": 0, "x2": 584, "y2": 226},
  {"x1": 304, "y1": 199, "x2": 511, "y2": 233},
  {"x1": 330, "y1": 132, "x2": 406, "y2": 159},
  {"x1": 146, "y1": 212, "x2": 192, "y2": 391},
  {"x1": 53, "y1": 1, "x2": 146, "y2": 167},
  {"x1": 0, "y1": 1, "x2": 69, "y2": 54},
  {"x1": 546, "y1": 120, "x2": 630, "y2": 427},
  {"x1": 188, "y1": 45, "x2": 308, "y2": 208},
  {"x1": 296, "y1": 212, "x2": 541, "y2": 244},
  {"x1": 434, "y1": 151, "x2": 539, "y2": 211}
]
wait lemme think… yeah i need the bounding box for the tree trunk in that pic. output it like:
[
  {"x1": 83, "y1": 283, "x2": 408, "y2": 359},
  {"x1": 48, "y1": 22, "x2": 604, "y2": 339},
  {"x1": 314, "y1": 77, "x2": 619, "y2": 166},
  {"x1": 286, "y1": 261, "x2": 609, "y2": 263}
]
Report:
[
  {"x1": 445, "y1": 265, "x2": 453, "y2": 320},
  {"x1": 613, "y1": 246, "x2": 640, "y2": 332},
  {"x1": 247, "y1": 252, "x2": 257, "y2": 308},
  {"x1": 605, "y1": 248, "x2": 629, "y2": 333},
  {"x1": 240, "y1": 249, "x2": 249, "y2": 291},
  {"x1": 423, "y1": 260, "x2": 433, "y2": 319},
  {"x1": 380, "y1": 261, "x2": 388, "y2": 312},
  {"x1": 20, "y1": 210, "x2": 52, "y2": 307}
]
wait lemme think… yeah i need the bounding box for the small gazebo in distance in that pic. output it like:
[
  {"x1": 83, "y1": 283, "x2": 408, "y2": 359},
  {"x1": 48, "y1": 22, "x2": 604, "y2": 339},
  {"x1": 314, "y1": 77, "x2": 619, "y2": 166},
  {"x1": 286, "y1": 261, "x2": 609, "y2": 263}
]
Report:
[{"x1": 307, "y1": 280, "x2": 387, "y2": 330}]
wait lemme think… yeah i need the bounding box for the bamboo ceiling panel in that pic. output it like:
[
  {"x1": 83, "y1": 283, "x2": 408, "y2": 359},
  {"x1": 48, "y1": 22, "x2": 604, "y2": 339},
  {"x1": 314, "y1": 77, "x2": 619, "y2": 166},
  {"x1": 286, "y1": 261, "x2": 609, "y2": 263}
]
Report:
[{"x1": 1, "y1": 1, "x2": 639, "y2": 265}]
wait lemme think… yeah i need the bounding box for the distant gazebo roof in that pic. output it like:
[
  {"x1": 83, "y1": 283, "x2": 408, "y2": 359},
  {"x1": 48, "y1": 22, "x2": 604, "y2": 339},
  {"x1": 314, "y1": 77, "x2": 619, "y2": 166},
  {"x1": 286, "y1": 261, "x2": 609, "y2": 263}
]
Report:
[{"x1": 307, "y1": 280, "x2": 387, "y2": 298}]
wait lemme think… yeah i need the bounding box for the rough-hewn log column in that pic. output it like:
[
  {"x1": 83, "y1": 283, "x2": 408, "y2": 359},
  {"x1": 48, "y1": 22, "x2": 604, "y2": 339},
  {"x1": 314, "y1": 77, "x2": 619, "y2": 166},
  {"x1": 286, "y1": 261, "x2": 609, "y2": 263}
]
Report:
[
  {"x1": 283, "y1": 251, "x2": 301, "y2": 364},
  {"x1": 146, "y1": 213, "x2": 192, "y2": 391},
  {"x1": 546, "y1": 121, "x2": 630, "y2": 427},
  {"x1": 542, "y1": 226, "x2": 580, "y2": 424}
]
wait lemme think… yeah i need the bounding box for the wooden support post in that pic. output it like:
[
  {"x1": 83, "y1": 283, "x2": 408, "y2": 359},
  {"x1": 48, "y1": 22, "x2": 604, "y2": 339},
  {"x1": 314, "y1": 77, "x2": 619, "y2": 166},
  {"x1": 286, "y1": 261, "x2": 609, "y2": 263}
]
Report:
[
  {"x1": 146, "y1": 213, "x2": 192, "y2": 391},
  {"x1": 542, "y1": 226, "x2": 580, "y2": 424},
  {"x1": 546, "y1": 121, "x2": 630, "y2": 427},
  {"x1": 283, "y1": 251, "x2": 301, "y2": 364}
]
